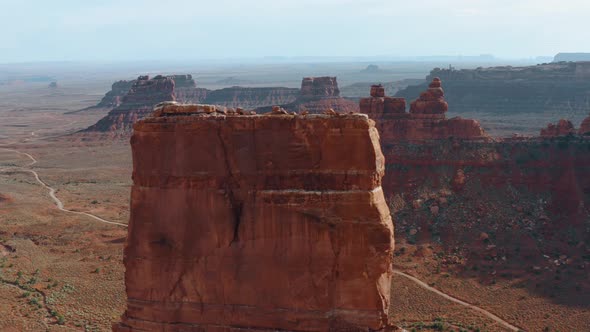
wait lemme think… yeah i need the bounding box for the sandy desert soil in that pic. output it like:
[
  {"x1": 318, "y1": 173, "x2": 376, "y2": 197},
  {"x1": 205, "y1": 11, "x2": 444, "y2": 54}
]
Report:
[{"x1": 1, "y1": 83, "x2": 588, "y2": 331}]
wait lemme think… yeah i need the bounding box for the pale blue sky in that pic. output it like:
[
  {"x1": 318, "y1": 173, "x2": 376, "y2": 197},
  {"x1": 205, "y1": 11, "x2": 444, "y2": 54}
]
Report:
[{"x1": 1, "y1": 0, "x2": 588, "y2": 63}]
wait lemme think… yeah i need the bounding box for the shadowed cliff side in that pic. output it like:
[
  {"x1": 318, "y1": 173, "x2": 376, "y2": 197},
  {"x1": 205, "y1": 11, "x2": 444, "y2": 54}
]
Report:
[{"x1": 365, "y1": 80, "x2": 590, "y2": 305}]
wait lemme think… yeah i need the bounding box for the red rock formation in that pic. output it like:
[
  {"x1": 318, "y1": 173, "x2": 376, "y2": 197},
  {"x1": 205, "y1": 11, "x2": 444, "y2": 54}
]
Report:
[
  {"x1": 167, "y1": 74, "x2": 209, "y2": 103},
  {"x1": 71, "y1": 80, "x2": 134, "y2": 113},
  {"x1": 258, "y1": 77, "x2": 359, "y2": 114},
  {"x1": 409, "y1": 78, "x2": 448, "y2": 116},
  {"x1": 362, "y1": 80, "x2": 590, "y2": 286},
  {"x1": 361, "y1": 79, "x2": 489, "y2": 141},
  {"x1": 370, "y1": 84, "x2": 386, "y2": 98},
  {"x1": 114, "y1": 106, "x2": 395, "y2": 332},
  {"x1": 540, "y1": 119, "x2": 575, "y2": 137},
  {"x1": 579, "y1": 115, "x2": 590, "y2": 135},
  {"x1": 300, "y1": 76, "x2": 340, "y2": 99},
  {"x1": 84, "y1": 75, "x2": 176, "y2": 134}
]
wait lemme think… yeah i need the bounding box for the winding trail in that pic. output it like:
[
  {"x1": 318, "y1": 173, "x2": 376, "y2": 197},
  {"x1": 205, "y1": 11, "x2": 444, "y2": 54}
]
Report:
[
  {"x1": 393, "y1": 269, "x2": 523, "y2": 331},
  {"x1": 0, "y1": 147, "x2": 127, "y2": 228}
]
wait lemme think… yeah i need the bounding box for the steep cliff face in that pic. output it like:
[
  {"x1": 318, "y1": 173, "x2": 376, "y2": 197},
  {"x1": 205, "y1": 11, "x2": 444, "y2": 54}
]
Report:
[
  {"x1": 115, "y1": 106, "x2": 395, "y2": 331},
  {"x1": 258, "y1": 77, "x2": 359, "y2": 114},
  {"x1": 94, "y1": 80, "x2": 135, "y2": 109},
  {"x1": 300, "y1": 76, "x2": 340, "y2": 99},
  {"x1": 395, "y1": 62, "x2": 590, "y2": 135},
  {"x1": 84, "y1": 75, "x2": 175, "y2": 134},
  {"x1": 202, "y1": 86, "x2": 299, "y2": 108},
  {"x1": 365, "y1": 83, "x2": 590, "y2": 293}
]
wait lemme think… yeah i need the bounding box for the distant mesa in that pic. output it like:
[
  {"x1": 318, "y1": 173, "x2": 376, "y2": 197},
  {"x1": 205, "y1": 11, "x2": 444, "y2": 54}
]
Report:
[
  {"x1": 257, "y1": 76, "x2": 359, "y2": 114},
  {"x1": 553, "y1": 52, "x2": 590, "y2": 62},
  {"x1": 361, "y1": 64, "x2": 380, "y2": 73},
  {"x1": 395, "y1": 61, "x2": 590, "y2": 136},
  {"x1": 300, "y1": 76, "x2": 340, "y2": 99},
  {"x1": 215, "y1": 76, "x2": 249, "y2": 85},
  {"x1": 48, "y1": 81, "x2": 58, "y2": 88},
  {"x1": 83, "y1": 75, "x2": 177, "y2": 134},
  {"x1": 81, "y1": 75, "x2": 327, "y2": 136},
  {"x1": 339, "y1": 79, "x2": 423, "y2": 98}
]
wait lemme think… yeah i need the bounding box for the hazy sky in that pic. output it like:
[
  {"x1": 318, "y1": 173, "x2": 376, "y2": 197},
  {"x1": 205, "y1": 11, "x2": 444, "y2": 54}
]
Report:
[{"x1": 1, "y1": 0, "x2": 588, "y2": 63}]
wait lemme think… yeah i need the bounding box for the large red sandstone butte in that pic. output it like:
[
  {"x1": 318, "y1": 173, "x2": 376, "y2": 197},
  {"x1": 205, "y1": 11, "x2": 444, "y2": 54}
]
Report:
[{"x1": 114, "y1": 105, "x2": 395, "y2": 331}]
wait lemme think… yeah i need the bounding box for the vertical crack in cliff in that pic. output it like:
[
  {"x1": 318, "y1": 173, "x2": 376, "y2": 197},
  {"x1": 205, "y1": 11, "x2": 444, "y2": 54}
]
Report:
[{"x1": 216, "y1": 124, "x2": 244, "y2": 246}]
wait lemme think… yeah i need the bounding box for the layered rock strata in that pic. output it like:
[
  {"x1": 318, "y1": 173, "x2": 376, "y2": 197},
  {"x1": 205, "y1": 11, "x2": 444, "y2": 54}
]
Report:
[
  {"x1": 114, "y1": 105, "x2": 395, "y2": 331},
  {"x1": 259, "y1": 77, "x2": 359, "y2": 114},
  {"x1": 84, "y1": 75, "x2": 176, "y2": 134},
  {"x1": 364, "y1": 81, "x2": 590, "y2": 289},
  {"x1": 361, "y1": 80, "x2": 489, "y2": 142},
  {"x1": 94, "y1": 80, "x2": 135, "y2": 109},
  {"x1": 167, "y1": 74, "x2": 209, "y2": 104}
]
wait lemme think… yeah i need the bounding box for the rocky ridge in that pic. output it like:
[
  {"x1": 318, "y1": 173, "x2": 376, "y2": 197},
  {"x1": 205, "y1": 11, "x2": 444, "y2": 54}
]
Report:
[{"x1": 395, "y1": 62, "x2": 590, "y2": 135}]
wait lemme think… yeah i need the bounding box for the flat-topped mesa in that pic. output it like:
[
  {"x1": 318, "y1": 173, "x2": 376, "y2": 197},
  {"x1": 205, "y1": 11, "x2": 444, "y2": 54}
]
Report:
[
  {"x1": 83, "y1": 75, "x2": 176, "y2": 134},
  {"x1": 166, "y1": 74, "x2": 196, "y2": 88},
  {"x1": 257, "y1": 76, "x2": 359, "y2": 114},
  {"x1": 540, "y1": 119, "x2": 576, "y2": 137},
  {"x1": 114, "y1": 106, "x2": 395, "y2": 332},
  {"x1": 165, "y1": 74, "x2": 209, "y2": 104},
  {"x1": 360, "y1": 80, "x2": 488, "y2": 141},
  {"x1": 299, "y1": 76, "x2": 340, "y2": 99},
  {"x1": 121, "y1": 75, "x2": 175, "y2": 105},
  {"x1": 96, "y1": 80, "x2": 135, "y2": 109}
]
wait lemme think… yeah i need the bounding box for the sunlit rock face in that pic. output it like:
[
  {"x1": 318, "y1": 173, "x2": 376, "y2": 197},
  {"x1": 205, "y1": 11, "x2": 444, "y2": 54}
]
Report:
[
  {"x1": 258, "y1": 76, "x2": 359, "y2": 114},
  {"x1": 114, "y1": 106, "x2": 395, "y2": 332}
]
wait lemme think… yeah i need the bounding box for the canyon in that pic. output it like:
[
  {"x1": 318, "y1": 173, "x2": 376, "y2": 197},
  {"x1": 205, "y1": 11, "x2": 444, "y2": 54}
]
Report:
[{"x1": 114, "y1": 106, "x2": 395, "y2": 331}]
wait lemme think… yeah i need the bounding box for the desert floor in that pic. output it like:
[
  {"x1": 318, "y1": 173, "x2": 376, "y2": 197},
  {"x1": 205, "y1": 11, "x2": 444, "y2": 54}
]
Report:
[{"x1": 0, "y1": 83, "x2": 588, "y2": 331}]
